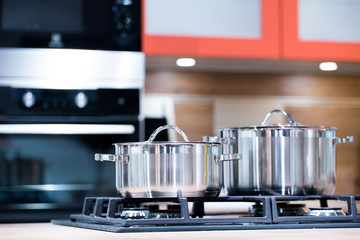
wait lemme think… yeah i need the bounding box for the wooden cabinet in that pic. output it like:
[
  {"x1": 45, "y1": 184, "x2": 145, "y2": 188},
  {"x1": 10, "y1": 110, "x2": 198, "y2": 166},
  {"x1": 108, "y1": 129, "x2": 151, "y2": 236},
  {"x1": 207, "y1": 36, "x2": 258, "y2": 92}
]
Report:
[
  {"x1": 282, "y1": 0, "x2": 360, "y2": 61},
  {"x1": 142, "y1": 0, "x2": 280, "y2": 59},
  {"x1": 174, "y1": 102, "x2": 213, "y2": 141}
]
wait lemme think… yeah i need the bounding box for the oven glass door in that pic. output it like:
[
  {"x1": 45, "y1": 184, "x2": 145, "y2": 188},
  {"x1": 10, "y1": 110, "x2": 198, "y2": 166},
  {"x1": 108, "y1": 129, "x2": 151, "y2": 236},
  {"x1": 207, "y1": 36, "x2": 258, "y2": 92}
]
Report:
[{"x1": 0, "y1": 123, "x2": 138, "y2": 222}]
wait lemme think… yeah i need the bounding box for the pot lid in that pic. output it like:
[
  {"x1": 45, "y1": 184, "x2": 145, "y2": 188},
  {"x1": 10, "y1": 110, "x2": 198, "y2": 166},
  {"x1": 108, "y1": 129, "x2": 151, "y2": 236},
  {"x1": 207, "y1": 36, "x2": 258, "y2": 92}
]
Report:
[
  {"x1": 114, "y1": 141, "x2": 220, "y2": 146},
  {"x1": 220, "y1": 109, "x2": 337, "y2": 131},
  {"x1": 114, "y1": 125, "x2": 220, "y2": 146}
]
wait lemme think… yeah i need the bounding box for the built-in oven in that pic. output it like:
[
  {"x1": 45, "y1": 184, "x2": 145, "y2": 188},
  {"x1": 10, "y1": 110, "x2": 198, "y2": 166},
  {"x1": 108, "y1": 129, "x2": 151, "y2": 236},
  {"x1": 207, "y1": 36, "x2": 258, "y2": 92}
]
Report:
[
  {"x1": 0, "y1": 49, "x2": 145, "y2": 222},
  {"x1": 0, "y1": 0, "x2": 141, "y2": 51}
]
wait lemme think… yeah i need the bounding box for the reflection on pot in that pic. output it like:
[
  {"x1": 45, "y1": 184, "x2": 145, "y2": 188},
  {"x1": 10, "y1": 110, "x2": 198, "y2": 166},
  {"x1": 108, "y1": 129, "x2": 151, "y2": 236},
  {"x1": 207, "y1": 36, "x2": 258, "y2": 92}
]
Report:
[
  {"x1": 0, "y1": 153, "x2": 46, "y2": 203},
  {"x1": 0, "y1": 154, "x2": 44, "y2": 186},
  {"x1": 95, "y1": 125, "x2": 240, "y2": 198},
  {"x1": 219, "y1": 109, "x2": 354, "y2": 196}
]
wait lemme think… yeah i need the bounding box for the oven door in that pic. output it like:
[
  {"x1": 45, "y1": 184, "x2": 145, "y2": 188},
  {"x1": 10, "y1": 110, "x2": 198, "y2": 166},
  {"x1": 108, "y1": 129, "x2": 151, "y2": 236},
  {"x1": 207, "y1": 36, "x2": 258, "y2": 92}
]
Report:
[{"x1": 0, "y1": 122, "x2": 140, "y2": 222}]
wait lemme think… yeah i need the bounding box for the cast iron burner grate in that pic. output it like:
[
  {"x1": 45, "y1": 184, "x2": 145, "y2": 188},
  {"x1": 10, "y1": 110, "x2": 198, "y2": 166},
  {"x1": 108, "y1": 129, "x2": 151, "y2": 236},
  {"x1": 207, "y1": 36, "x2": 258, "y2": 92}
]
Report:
[{"x1": 52, "y1": 195, "x2": 360, "y2": 233}]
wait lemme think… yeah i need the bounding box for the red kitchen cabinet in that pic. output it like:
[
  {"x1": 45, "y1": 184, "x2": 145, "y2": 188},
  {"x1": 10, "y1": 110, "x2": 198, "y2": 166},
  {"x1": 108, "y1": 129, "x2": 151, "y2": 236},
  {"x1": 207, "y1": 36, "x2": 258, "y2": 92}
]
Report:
[
  {"x1": 142, "y1": 0, "x2": 280, "y2": 59},
  {"x1": 282, "y1": 0, "x2": 360, "y2": 61}
]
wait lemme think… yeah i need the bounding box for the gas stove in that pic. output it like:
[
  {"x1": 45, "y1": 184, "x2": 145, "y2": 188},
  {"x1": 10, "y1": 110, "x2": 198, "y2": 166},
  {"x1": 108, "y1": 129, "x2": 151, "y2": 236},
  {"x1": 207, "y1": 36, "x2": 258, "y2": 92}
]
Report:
[{"x1": 52, "y1": 195, "x2": 360, "y2": 232}]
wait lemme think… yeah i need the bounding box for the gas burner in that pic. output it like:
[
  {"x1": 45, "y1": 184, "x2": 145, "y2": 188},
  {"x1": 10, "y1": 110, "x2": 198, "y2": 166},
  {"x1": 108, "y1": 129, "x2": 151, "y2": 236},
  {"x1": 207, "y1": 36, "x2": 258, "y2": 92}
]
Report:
[
  {"x1": 52, "y1": 195, "x2": 360, "y2": 233},
  {"x1": 277, "y1": 203, "x2": 308, "y2": 216},
  {"x1": 120, "y1": 209, "x2": 150, "y2": 219},
  {"x1": 147, "y1": 205, "x2": 182, "y2": 219},
  {"x1": 120, "y1": 205, "x2": 182, "y2": 219},
  {"x1": 148, "y1": 211, "x2": 182, "y2": 219},
  {"x1": 250, "y1": 202, "x2": 307, "y2": 217},
  {"x1": 306, "y1": 207, "x2": 346, "y2": 217}
]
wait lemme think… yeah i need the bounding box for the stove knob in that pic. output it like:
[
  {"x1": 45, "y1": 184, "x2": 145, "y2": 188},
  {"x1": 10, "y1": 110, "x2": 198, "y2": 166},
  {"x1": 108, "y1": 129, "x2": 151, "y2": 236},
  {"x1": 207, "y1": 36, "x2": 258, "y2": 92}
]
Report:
[
  {"x1": 74, "y1": 92, "x2": 88, "y2": 109},
  {"x1": 22, "y1": 91, "x2": 36, "y2": 108}
]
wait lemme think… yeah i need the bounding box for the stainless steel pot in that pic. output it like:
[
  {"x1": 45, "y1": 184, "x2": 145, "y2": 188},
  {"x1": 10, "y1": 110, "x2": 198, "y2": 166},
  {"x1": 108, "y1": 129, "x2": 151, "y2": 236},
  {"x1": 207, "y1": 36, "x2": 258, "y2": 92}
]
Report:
[
  {"x1": 219, "y1": 109, "x2": 353, "y2": 196},
  {"x1": 95, "y1": 125, "x2": 240, "y2": 198}
]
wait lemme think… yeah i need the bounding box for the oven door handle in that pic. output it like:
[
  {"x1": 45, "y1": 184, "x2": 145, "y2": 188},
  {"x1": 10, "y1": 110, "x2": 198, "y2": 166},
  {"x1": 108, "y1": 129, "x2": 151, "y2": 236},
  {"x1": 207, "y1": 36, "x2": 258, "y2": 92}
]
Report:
[{"x1": 0, "y1": 124, "x2": 135, "y2": 134}]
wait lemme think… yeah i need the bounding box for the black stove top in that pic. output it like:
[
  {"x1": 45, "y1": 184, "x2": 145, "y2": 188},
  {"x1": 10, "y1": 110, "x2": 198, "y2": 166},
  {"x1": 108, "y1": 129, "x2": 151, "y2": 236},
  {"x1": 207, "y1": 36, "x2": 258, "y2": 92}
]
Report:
[{"x1": 52, "y1": 195, "x2": 360, "y2": 233}]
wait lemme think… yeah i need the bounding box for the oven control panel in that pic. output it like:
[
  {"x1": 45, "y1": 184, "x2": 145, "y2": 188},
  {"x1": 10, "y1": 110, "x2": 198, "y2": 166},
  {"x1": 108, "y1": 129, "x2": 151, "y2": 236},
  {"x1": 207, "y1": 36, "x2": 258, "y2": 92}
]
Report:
[{"x1": 0, "y1": 87, "x2": 140, "y2": 116}]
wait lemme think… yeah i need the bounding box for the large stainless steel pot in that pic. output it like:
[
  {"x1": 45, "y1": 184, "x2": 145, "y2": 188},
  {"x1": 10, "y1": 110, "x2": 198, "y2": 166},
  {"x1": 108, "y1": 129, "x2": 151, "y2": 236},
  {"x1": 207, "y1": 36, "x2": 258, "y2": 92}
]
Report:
[
  {"x1": 220, "y1": 109, "x2": 353, "y2": 196},
  {"x1": 95, "y1": 125, "x2": 240, "y2": 198}
]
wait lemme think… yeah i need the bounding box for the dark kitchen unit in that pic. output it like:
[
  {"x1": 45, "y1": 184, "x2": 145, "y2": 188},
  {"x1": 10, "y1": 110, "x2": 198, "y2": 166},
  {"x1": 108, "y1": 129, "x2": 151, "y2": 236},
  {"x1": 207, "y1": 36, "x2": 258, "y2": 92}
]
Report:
[
  {"x1": 0, "y1": 48, "x2": 145, "y2": 222},
  {"x1": 0, "y1": 0, "x2": 141, "y2": 51}
]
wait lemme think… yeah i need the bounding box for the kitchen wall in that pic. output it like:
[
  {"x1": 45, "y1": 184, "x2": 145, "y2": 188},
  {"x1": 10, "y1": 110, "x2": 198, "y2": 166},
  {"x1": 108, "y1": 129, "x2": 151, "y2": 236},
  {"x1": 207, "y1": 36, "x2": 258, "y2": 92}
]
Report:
[{"x1": 143, "y1": 70, "x2": 360, "y2": 195}]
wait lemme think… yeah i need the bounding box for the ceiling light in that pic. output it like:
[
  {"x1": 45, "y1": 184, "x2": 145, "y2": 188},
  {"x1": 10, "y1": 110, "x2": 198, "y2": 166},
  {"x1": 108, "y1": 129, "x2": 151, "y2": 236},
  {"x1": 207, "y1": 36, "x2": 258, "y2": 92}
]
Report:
[
  {"x1": 176, "y1": 58, "x2": 196, "y2": 67},
  {"x1": 319, "y1": 62, "x2": 338, "y2": 71}
]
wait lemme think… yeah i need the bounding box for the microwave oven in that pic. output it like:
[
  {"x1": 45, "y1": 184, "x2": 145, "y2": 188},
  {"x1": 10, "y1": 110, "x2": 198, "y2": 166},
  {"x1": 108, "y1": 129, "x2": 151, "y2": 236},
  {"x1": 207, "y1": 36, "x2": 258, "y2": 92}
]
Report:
[{"x1": 0, "y1": 0, "x2": 141, "y2": 51}]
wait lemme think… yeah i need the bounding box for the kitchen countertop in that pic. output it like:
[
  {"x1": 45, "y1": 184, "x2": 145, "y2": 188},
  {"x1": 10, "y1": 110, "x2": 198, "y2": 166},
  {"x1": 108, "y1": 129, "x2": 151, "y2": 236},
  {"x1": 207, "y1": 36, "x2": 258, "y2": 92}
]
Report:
[{"x1": 1, "y1": 223, "x2": 360, "y2": 240}]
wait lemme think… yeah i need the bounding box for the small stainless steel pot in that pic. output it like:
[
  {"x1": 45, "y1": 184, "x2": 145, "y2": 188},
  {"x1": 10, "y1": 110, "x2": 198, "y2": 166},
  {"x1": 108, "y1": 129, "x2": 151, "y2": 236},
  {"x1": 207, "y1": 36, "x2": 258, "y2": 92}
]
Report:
[
  {"x1": 220, "y1": 109, "x2": 353, "y2": 196},
  {"x1": 95, "y1": 125, "x2": 240, "y2": 198}
]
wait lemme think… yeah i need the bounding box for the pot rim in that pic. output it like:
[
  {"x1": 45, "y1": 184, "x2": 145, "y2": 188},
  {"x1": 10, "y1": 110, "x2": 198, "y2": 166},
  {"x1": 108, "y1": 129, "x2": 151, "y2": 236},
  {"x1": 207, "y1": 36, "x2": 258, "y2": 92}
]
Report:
[
  {"x1": 220, "y1": 109, "x2": 339, "y2": 131},
  {"x1": 112, "y1": 141, "x2": 221, "y2": 146},
  {"x1": 219, "y1": 125, "x2": 337, "y2": 131}
]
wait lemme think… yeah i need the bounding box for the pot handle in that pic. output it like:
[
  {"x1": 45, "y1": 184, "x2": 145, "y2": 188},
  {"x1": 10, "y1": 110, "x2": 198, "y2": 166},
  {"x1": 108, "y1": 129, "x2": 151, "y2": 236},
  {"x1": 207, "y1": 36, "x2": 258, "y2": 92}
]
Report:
[
  {"x1": 261, "y1": 109, "x2": 298, "y2": 126},
  {"x1": 215, "y1": 153, "x2": 242, "y2": 163},
  {"x1": 94, "y1": 153, "x2": 129, "y2": 163},
  {"x1": 147, "y1": 125, "x2": 190, "y2": 143},
  {"x1": 333, "y1": 136, "x2": 354, "y2": 144}
]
